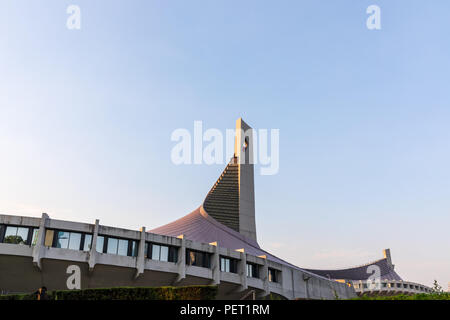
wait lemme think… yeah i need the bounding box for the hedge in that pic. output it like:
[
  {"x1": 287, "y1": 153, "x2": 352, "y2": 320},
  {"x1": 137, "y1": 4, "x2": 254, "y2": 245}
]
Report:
[
  {"x1": 352, "y1": 293, "x2": 450, "y2": 300},
  {"x1": 0, "y1": 285, "x2": 218, "y2": 301}
]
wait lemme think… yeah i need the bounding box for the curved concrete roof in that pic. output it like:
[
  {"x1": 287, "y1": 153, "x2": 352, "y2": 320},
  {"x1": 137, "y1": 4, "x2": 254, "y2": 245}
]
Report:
[
  {"x1": 150, "y1": 206, "x2": 302, "y2": 270},
  {"x1": 304, "y1": 258, "x2": 402, "y2": 281}
]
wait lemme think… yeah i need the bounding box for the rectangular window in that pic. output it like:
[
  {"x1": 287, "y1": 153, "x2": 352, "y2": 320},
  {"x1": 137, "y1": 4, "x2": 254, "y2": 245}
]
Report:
[
  {"x1": 220, "y1": 257, "x2": 230, "y2": 272},
  {"x1": 0, "y1": 226, "x2": 38, "y2": 246},
  {"x1": 160, "y1": 245, "x2": 169, "y2": 262},
  {"x1": 147, "y1": 243, "x2": 177, "y2": 262},
  {"x1": 97, "y1": 236, "x2": 136, "y2": 257},
  {"x1": 68, "y1": 232, "x2": 82, "y2": 250},
  {"x1": 31, "y1": 228, "x2": 39, "y2": 246},
  {"x1": 150, "y1": 244, "x2": 169, "y2": 261},
  {"x1": 83, "y1": 234, "x2": 92, "y2": 251},
  {"x1": 152, "y1": 244, "x2": 161, "y2": 260},
  {"x1": 96, "y1": 236, "x2": 105, "y2": 253},
  {"x1": 168, "y1": 246, "x2": 178, "y2": 263},
  {"x1": 45, "y1": 230, "x2": 54, "y2": 247},
  {"x1": 246, "y1": 263, "x2": 259, "y2": 278},
  {"x1": 3, "y1": 226, "x2": 29, "y2": 244},
  {"x1": 220, "y1": 257, "x2": 238, "y2": 273},
  {"x1": 16, "y1": 227, "x2": 29, "y2": 244},
  {"x1": 186, "y1": 250, "x2": 211, "y2": 268},
  {"x1": 55, "y1": 231, "x2": 70, "y2": 248},
  {"x1": 131, "y1": 241, "x2": 138, "y2": 257},
  {"x1": 107, "y1": 237, "x2": 119, "y2": 254},
  {"x1": 55, "y1": 231, "x2": 82, "y2": 250},
  {"x1": 117, "y1": 239, "x2": 128, "y2": 256},
  {"x1": 268, "y1": 268, "x2": 279, "y2": 283}
]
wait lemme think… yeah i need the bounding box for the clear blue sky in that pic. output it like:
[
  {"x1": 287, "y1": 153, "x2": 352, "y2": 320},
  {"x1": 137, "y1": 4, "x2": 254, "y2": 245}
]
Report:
[{"x1": 0, "y1": 0, "x2": 449, "y2": 288}]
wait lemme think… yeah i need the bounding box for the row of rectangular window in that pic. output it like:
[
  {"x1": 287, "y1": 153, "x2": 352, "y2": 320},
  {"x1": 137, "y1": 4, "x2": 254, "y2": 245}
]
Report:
[
  {"x1": 0, "y1": 225, "x2": 38, "y2": 246},
  {"x1": 1, "y1": 224, "x2": 281, "y2": 282},
  {"x1": 46, "y1": 230, "x2": 177, "y2": 260},
  {"x1": 45, "y1": 230, "x2": 92, "y2": 251},
  {"x1": 211, "y1": 255, "x2": 278, "y2": 282},
  {"x1": 355, "y1": 282, "x2": 429, "y2": 292}
]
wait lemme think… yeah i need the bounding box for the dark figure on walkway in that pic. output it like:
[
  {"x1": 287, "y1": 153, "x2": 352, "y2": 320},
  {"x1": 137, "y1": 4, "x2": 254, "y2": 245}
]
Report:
[{"x1": 34, "y1": 287, "x2": 49, "y2": 300}]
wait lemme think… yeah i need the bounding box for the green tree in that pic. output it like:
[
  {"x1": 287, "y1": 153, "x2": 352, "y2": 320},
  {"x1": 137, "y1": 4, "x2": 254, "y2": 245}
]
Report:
[{"x1": 432, "y1": 280, "x2": 443, "y2": 294}]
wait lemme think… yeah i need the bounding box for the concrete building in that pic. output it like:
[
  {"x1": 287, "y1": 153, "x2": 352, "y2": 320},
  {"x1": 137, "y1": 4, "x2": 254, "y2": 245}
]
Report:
[
  {"x1": 0, "y1": 118, "x2": 357, "y2": 299},
  {"x1": 305, "y1": 249, "x2": 432, "y2": 296}
]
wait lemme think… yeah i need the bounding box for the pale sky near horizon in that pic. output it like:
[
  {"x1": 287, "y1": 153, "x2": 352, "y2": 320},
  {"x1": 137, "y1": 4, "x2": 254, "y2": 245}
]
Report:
[{"x1": 0, "y1": 0, "x2": 449, "y2": 289}]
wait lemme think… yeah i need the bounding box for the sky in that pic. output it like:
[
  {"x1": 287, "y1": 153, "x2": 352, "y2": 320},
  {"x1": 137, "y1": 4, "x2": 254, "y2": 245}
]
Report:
[{"x1": 0, "y1": 0, "x2": 449, "y2": 288}]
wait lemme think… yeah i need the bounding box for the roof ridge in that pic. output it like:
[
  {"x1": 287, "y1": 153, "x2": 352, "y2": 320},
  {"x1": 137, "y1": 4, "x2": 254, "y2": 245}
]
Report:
[{"x1": 306, "y1": 257, "x2": 389, "y2": 272}]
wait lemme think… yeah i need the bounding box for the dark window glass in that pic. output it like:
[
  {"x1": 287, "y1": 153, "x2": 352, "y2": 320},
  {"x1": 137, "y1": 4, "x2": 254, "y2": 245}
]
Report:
[
  {"x1": 131, "y1": 241, "x2": 138, "y2": 257},
  {"x1": 186, "y1": 250, "x2": 211, "y2": 268},
  {"x1": 247, "y1": 263, "x2": 259, "y2": 278},
  {"x1": 268, "y1": 268, "x2": 278, "y2": 283},
  {"x1": 168, "y1": 247, "x2": 178, "y2": 263}
]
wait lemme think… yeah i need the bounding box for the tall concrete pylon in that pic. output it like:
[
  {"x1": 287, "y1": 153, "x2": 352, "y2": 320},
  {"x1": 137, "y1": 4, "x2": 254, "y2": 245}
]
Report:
[{"x1": 203, "y1": 118, "x2": 257, "y2": 242}]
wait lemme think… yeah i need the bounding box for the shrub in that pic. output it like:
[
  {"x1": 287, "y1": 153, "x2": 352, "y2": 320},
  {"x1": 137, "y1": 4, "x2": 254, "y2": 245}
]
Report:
[
  {"x1": 0, "y1": 285, "x2": 218, "y2": 301},
  {"x1": 352, "y1": 293, "x2": 450, "y2": 300}
]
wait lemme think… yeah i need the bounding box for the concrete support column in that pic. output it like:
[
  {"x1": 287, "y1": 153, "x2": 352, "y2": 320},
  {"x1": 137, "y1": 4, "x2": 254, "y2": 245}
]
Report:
[
  {"x1": 210, "y1": 242, "x2": 220, "y2": 285},
  {"x1": 236, "y1": 249, "x2": 247, "y2": 292},
  {"x1": 302, "y1": 273, "x2": 311, "y2": 300},
  {"x1": 88, "y1": 219, "x2": 100, "y2": 272},
  {"x1": 258, "y1": 255, "x2": 270, "y2": 298},
  {"x1": 135, "y1": 227, "x2": 146, "y2": 279},
  {"x1": 291, "y1": 268, "x2": 296, "y2": 299},
  {"x1": 32, "y1": 212, "x2": 49, "y2": 270},
  {"x1": 175, "y1": 235, "x2": 186, "y2": 283}
]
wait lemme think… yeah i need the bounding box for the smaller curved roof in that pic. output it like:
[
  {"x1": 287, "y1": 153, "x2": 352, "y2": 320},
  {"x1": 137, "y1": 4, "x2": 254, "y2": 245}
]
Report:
[{"x1": 304, "y1": 258, "x2": 402, "y2": 281}]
